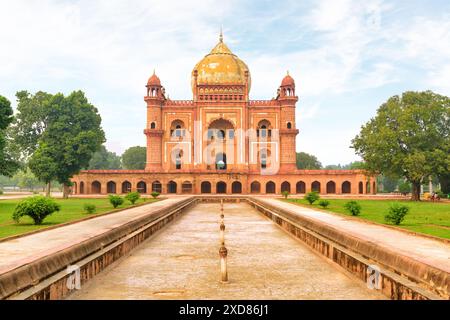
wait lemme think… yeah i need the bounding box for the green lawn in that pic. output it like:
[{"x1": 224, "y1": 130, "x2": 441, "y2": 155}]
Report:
[
  {"x1": 0, "y1": 197, "x2": 160, "y2": 240},
  {"x1": 284, "y1": 198, "x2": 450, "y2": 239}
]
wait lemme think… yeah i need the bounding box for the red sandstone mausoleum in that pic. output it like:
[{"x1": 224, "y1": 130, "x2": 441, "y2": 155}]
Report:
[{"x1": 72, "y1": 34, "x2": 376, "y2": 196}]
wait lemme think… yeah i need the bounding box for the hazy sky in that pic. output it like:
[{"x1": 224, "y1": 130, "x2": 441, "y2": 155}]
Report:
[{"x1": 1, "y1": 0, "x2": 449, "y2": 166}]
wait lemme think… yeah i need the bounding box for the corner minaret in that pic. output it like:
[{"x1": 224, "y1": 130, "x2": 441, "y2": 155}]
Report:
[
  {"x1": 277, "y1": 72, "x2": 299, "y2": 172},
  {"x1": 144, "y1": 71, "x2": 165, "y2": 171}
]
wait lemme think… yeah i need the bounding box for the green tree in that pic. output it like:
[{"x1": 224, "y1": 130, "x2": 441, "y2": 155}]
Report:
[
  {"x1": 9, "y1": 91, "x2": 53, "y2": 160},
  {"x1": 0, "y1": 95, "x2": 19, "y2": 176},
  {"x1": 352, "y1": 91, "x2": 450, "y2": 201},
  {"x1": 88, "y1": 145, "x2": 122, "y2": 169},
  {"x1": 296, "y1": 152, "x2": 322, "y2": 169},
  {"x1": 122, "y1": 146, "x2": 146, "y2": 170},
  {"x1": 10, "y1": 91, "x2": 54, "y2": 194},
  {"x1": 28, "y1": 91, "x2": 105, "y2": 198}
]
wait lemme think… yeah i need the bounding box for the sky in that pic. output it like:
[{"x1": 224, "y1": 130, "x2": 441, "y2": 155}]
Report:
[{"x1": 1, "y1": 0, "x2": 449, "y2": 166}]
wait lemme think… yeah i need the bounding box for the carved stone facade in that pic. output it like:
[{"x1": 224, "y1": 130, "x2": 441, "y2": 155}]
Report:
[{"x1": 72, "y1": 35, "x2": 376, "y2": 195}]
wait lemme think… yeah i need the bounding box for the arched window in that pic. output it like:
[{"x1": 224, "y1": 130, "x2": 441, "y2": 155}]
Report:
[
  {"x1": 358, "y1": 182, "x2": 364, "y2": 194},
  {"x1": 216, "y1": 181, "x2": 227, "y2": 194},
  {"x1": 182, "y1": 181, "x2": 193, "y2": 194},
  {"x1": 170, "y1": 120, "x2": 185, "y2": 138},
  {"x1": 342, "y1": 181, "x2": 351, "y2": 194},
  {"x1": 366, "y1": 181, "x2": 371, "y2": 194},
  {"x1": 122, "y1": 181, "x2": 132, "y2": 193},
  {"x1": 257, "y1": 120, "x2": 272, "y2": 138},
  {"x1": 232, "y1": 181, "x2": 242, "y2": 194},
  {"x1": 201, "y1": 181, "x2": 211, "y2": 193},
  {"x1": 296, "y1": 181, "x2": 306, "y2": 194},
  {"x1": 373, "y1": 181, "x2": 376, "y2": 194},
  {"x1": 152, "y1": 181, "x2": 162, "y2": 193},
  {"x1": 107, "y1": 181, "x2": 117, "y2": 194},
  {"x1": 167, "y1": 181, "x2": 177, "y2": 194},
  {"x1": 208, "y1": 118, "x2": 234, "y2": 141},
  {"x1": 91, "y1": 181, "x2": 101, "y2": 194},
  {"x1": 137, "y1": 181, "x2": 147, "y2": 194},
  {"x1": 150, "y1": 122, "x2": 156, "y2": 129},
  {"x1": 326, "y1": 181, "x2": 336, "y2": 194},
  {"x1": 281, "y1": 181, "x2": 291, "y2": 193},
  {"x1": 266, "y1": 181, "x2": 276, "y2": 194},
  {"x1": 250, "y1": 181, "x2": 261, "y2": 193},
  {"x1": 79, "y1": 182, "x2": 85, "y2": 194},
  {"x1": 287, "y1": 122, "x2": 292, "y2": 129},
  {"x1": 312, "y1": 181, "x2": 321, "y2": 193}
]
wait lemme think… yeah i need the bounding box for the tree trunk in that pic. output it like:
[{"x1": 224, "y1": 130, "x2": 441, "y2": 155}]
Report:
[
  {"x1": 62, "y1": 183, "x2": 70, "y2": 199},
  {"x1": 411, "y1": 181, "x2": 421, "y2": 201},
  {"x1": 46, "y1": 182, "x2": 51, "y2": 197}
]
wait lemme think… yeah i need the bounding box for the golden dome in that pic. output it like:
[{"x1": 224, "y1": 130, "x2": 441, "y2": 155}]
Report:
[{"x1": 192, "y1": 33, "x2": 251, "y2": 93}]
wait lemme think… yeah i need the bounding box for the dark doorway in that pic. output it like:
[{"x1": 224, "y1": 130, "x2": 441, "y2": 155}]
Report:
[{"x1": 216, "y1": 182, "x2": 227, "y2": 194}]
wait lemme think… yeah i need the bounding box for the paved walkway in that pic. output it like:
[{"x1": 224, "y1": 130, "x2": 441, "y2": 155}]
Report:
[
  {"x1": 257, "y1": 198, "x2": 450, "y2": 273},
  {"x1": 0, "y1": 197, "x2": 190, "y2": 275},
  {"x1": 69, "y1": 203, "x2": 384, "y2": 300}
]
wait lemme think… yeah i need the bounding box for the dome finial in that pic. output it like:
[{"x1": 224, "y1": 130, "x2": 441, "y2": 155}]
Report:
[{"x1": 219, "y1": 26, "x2": 223, "y2": 43}]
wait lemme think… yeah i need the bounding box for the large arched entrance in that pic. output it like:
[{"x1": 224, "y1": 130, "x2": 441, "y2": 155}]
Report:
[
  {"x1": 312, "y1": 181, "x2": 321, "y2": 193},
  {"x1": 167, "y1": 181, "x2": 177, "y2": 194},
  {"x1": 216, "y1": 181, "x2": 227, "y2": 194},
  {"x1": 107, "y1": 181, "x2": 116, "y2": 194},
  {"x1": 326, "y1": 181, "x2": 336, "y2": 194},
  {"x1": 342, "y1": 181, "x2": 351, "y2": 194},
  {"x1": 250, "y1": 181, "x2": 261, "y2": 193},
  {"x1": 207, "y1": 118, "x2": 235, "y2": 170},
  {"x1": 122, "y1": 181, "x2": 131, "y2": 193},
  {"x1": 79, "y1": 182, "x2": 85, "y2": 194},
  {"x1": 232, "y1": 181, "x2": 242, "y2": 194},
  {"x1": 201, "y1": 182, "x2": 211, "y2": 194},
  {"x1": 91, "y1": 181, "x2": 101, "y2": 194},
  {"x1": 266, "y1": 181, "x2": 276, "y2": 194},
  {"x1": 296, "y1": 181, "x2": 306, "y2": 194}
]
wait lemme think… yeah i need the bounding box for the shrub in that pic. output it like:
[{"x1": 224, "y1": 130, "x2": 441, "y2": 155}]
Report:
[
  {"x1": 109, "y1": 195, "x2": 124, "y2": 208},
  {"x1": 13, "y1": 196, "x2": 61, "y2": 225},
  {"x1": 344, "y1": 201, "x2": 361, "y2": 216},
  {"x1": 282, "y1": 191, "x2": 290, "y2": 199},
  {"x1": 151, "y1": 192, "x2": 160, "y2": 199},
  {"x1": 385, "y1": 203, "x2": 409, "y2": 225},
  {"x1": 83, "y1": 203, "x2": 96, "y2": 214},
  {"x1": 318, "y1": 200, "x2": 330, "y2": 208},
  {"x1": 0, "y1": 190, "x2": 3, "y2": 195},
  {"x1": 304, "y1": 192, "x2": 320, "y2": 204},
  {"x1": 125, "y1": 191, "x2": 141, "y2": 204}
]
